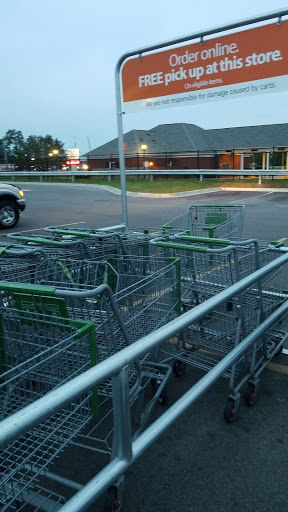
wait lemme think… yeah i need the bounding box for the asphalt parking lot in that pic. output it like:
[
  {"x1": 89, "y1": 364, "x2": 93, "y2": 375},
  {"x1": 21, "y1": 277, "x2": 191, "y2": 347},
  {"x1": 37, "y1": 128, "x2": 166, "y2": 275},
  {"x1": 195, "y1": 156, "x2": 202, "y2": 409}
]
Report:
[
  {"x1": 2, "y1": 183, "x2": 288, "y2": 512},
  {"x1": 4, "y1": 182, "x2": 288, "y2": 241}
]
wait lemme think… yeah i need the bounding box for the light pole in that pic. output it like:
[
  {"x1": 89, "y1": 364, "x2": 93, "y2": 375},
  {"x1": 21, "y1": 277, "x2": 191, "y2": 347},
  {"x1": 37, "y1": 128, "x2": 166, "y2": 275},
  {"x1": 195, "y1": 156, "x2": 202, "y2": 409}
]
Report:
[
  {"x1": 2, "y1": 142, "x2": 9, "y2": 170},
  {"x1": 141, "y1": 144, "x2": 147, "y2": 170}
]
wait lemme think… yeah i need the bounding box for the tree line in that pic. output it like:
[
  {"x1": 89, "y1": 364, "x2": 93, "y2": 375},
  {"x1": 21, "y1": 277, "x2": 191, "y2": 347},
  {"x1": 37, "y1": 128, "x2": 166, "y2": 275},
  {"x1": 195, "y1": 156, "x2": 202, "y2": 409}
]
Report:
[{"x1": 0, "y1": 129, "x2": 65, "y2": 171}]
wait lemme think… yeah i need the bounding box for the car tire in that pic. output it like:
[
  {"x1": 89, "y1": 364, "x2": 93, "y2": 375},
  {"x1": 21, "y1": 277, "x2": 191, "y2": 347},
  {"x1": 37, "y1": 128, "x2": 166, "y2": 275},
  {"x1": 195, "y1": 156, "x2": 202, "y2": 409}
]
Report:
[{"x1": 0, "y1": 200, "x2": 20, "y2": 229}]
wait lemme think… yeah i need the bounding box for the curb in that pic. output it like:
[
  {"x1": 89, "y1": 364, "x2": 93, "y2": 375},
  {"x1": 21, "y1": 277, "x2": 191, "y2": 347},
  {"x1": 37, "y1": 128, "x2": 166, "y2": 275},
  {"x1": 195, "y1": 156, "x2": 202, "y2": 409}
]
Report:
[
  {"x1": 126, "y1": 187, "x2": 222, "y2": 198},
  {"x1": 101, "y1": 186, "x2": 288, "y2": 197},
  {"x1": 17, "y1": 181, "x2": 288, "y2": 197}
]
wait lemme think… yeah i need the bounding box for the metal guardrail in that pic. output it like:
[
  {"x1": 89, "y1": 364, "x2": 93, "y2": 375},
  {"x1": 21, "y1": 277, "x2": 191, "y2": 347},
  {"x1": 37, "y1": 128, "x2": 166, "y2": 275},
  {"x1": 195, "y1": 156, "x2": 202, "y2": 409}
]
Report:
[{"x1": 1, "y1": 169, "x2": 288, "y2": 184}]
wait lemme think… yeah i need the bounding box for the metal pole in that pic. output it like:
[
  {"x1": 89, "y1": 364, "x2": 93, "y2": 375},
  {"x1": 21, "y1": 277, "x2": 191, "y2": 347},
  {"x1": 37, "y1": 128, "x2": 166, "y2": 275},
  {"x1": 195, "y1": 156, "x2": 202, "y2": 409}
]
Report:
[
  {"x1": 2, "y1": 142, "x2": 8, "y2": 170},
  {"x1": 115, "y1": 70, "x2": 128, "y2": 227}
]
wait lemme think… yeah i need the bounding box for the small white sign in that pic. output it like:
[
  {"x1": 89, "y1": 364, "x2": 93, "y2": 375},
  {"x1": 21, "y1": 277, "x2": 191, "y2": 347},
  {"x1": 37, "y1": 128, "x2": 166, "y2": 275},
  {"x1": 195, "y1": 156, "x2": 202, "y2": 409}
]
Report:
[{"x1": 66, "y1": 148, "x2": 80, "y2": 159}]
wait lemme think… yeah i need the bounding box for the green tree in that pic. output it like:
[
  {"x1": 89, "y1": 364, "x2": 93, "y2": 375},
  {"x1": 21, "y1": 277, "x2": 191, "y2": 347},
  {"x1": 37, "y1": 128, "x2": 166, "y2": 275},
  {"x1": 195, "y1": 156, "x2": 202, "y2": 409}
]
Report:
[
  {"x1": 1, "y1": 130, "x2": 65, "y2": 170},
  {"x1": 3, "y1": 129, "x2": 25, "y2": 163}
]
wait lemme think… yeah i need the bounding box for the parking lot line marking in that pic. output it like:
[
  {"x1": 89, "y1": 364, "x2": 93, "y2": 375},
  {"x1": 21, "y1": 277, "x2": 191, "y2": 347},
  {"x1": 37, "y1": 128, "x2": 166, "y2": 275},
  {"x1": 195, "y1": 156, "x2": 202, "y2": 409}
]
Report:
[
  {"x1": 228, "y1": 191, "x2": 274, "y2": 203},
  {"x1": 267, "y1": 362, "x2": 288, "y2": 374},
  {"x1": 47, "y1": 222, "x2": 86, "y2": 228},
  {"x1": 0, "y1": 221, "x2": 87, "y2": 237}
]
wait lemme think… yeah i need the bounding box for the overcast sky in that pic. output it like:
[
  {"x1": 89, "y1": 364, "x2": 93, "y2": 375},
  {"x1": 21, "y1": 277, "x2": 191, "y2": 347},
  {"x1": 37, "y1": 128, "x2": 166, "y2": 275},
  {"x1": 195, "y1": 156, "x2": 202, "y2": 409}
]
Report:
[{"x1": 1, "y1": 1, "x2": 288, "y2": 154}]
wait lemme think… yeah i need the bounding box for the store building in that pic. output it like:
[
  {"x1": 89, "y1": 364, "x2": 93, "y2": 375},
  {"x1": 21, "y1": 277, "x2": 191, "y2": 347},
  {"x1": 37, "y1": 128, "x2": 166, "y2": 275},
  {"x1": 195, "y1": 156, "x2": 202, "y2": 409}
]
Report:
[{"x1": 83, "y1": 122, "x2": 288, "y2": 173}]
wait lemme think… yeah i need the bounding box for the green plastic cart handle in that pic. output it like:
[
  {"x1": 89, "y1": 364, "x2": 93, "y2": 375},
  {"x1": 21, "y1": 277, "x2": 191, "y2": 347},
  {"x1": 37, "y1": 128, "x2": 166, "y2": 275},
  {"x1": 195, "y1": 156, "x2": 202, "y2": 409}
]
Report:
[
  {"x1": 9, "y1": 235, "x2": 62, "y2": 245},
  {"x1": 48, "y1": 229, "x2": 92, "y2": 237},
  {"x1": 0, "y1": 281, "x2": 56, "y2": 295}
]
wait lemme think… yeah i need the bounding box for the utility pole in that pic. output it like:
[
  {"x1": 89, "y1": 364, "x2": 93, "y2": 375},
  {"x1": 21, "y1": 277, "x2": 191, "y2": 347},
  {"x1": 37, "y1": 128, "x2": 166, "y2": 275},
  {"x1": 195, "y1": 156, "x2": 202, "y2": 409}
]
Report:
[{"x1": 2, "y1": 142, "x2": 8, "y2": 169}]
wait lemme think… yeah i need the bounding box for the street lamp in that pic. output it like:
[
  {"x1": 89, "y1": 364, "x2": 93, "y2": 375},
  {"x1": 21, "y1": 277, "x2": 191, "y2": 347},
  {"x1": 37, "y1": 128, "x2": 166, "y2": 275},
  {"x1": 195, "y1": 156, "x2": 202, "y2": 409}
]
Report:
[
  {"x1": 48, "y1": 149, "x2": 60, "y2": 170},
  {"x1": 141, "y1": 144, "x2": 147, "y2": 170}
]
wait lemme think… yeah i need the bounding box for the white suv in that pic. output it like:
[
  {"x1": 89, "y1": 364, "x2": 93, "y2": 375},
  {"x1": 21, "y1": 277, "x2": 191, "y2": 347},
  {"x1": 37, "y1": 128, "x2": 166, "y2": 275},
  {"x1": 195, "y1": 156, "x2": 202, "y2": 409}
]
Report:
[{"x1": 0, "y1": 183, "x2": 26, "y2": 228}]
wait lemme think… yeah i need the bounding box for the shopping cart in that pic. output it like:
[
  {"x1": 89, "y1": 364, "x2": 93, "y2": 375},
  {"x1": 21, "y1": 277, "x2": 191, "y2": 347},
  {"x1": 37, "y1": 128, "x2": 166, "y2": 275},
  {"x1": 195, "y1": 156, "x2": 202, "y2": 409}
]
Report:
[
  {"x1": 8, "y1": 229, "x2": 147, "y2": 261},
  {"x1": 0, "y1": 271, "x2": 174, "y2": 511},
  {"x1": 0, "y1": 254, "x2": 179, "y2": 410},
  {"x1": 6, "y1": 233, "x2": 97, "y2": 259},
  {"x1": 41, "y1": 204, "x2": 245, "y2": 258},
  {"x1": 147, "y1": 238, "x2": 288, "y2": 419},
  {"x1": 0, "y1": 247, "x2": 49, "y2": 282},
  {"x1": 43, "y1": 225, "x2": 177, "y2": 259},
  {"x1": 149, "y1": 235, "x2": 285, "y2": 301},
  {"x1": 20, "y1": 255, "x2": 180, "y2": 338},
  {"x1": 30, "y1": 244, "x2": 288, "y2": 424},
  {"x1": 163, "y1": 204, "x2": 246, "y2": 239},
  {"x1": 1, "y1": 251, "x2": 288, "y2": 511},
  {"x1": 0, "y1": 303, "x2": 98, "y2": 511},
  {"x1": 0, "y1": 247, "x2": 182, "y2": 348}
]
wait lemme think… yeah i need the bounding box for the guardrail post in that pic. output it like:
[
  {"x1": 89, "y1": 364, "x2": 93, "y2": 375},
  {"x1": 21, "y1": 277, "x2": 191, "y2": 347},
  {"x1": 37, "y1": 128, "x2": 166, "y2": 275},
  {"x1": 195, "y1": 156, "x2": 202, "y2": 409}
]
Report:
[
  {"x1": 108, "y1": 174, "x2": 112, "y2": 182},
  {"x1": 150, "y1": 174, "x2": 154, "y2": 182},
  {"x1": 72, "y1": 175, "x2": 75, "y2": 183},
  {"x1": 112, "y1": 369, "x2": 133, "y2": 461},
  {"x1": 258, "y1": 174, "x2": 262, "y2": 185},
  {"x1": 199, "y1": 174, "x2": 203, "y2": 182},
  {"x1": 40, "y1": 175, "x2": 43, "y2": 183}
]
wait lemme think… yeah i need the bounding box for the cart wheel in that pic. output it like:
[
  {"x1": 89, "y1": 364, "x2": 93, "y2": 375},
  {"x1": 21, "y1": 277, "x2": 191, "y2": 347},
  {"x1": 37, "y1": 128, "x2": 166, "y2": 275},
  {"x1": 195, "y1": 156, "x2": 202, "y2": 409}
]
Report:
[
  {"x1": 244, "y1": 383, "x2": 258, "y2": 406},
  {"x1": 158, "y1": 390, "x2": 168, "y2": 405},
  {"x1": 224, "y1": 398, "x2": 239, "y2": 423},
  {"x1": 173, "y1": 360, "x2": 186, "y2": 377},
  {"x1": 104, "y1": 486, "x2": 119, "y2": 512}
]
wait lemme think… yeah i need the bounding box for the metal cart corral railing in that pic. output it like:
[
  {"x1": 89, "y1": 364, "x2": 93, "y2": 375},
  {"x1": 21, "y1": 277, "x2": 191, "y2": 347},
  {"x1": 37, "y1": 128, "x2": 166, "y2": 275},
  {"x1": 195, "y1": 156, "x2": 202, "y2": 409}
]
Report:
[
  {"x1": 163, "y1": 204, "x2": 246, "y2": 240},
  {"x1": 1, "y1": 253, "x2": 288, "y2": 512}
]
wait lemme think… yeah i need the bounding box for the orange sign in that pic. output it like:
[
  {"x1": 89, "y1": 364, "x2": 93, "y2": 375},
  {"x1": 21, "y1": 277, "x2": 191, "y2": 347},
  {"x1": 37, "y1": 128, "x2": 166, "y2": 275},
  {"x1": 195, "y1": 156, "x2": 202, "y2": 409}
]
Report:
[{"x1": 122, "y1": 20, "x2": 288, "y2": 112}]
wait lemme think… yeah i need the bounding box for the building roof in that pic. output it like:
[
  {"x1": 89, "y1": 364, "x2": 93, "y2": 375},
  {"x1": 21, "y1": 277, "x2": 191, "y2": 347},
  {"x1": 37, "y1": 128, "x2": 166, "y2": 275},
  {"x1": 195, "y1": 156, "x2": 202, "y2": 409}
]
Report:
[
  {"x1": 83, "y1": 122, "x2": 288, "y2": 157},
  {"x1": 207, "y1": 124, "x2": 288, "y2": 150}
]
